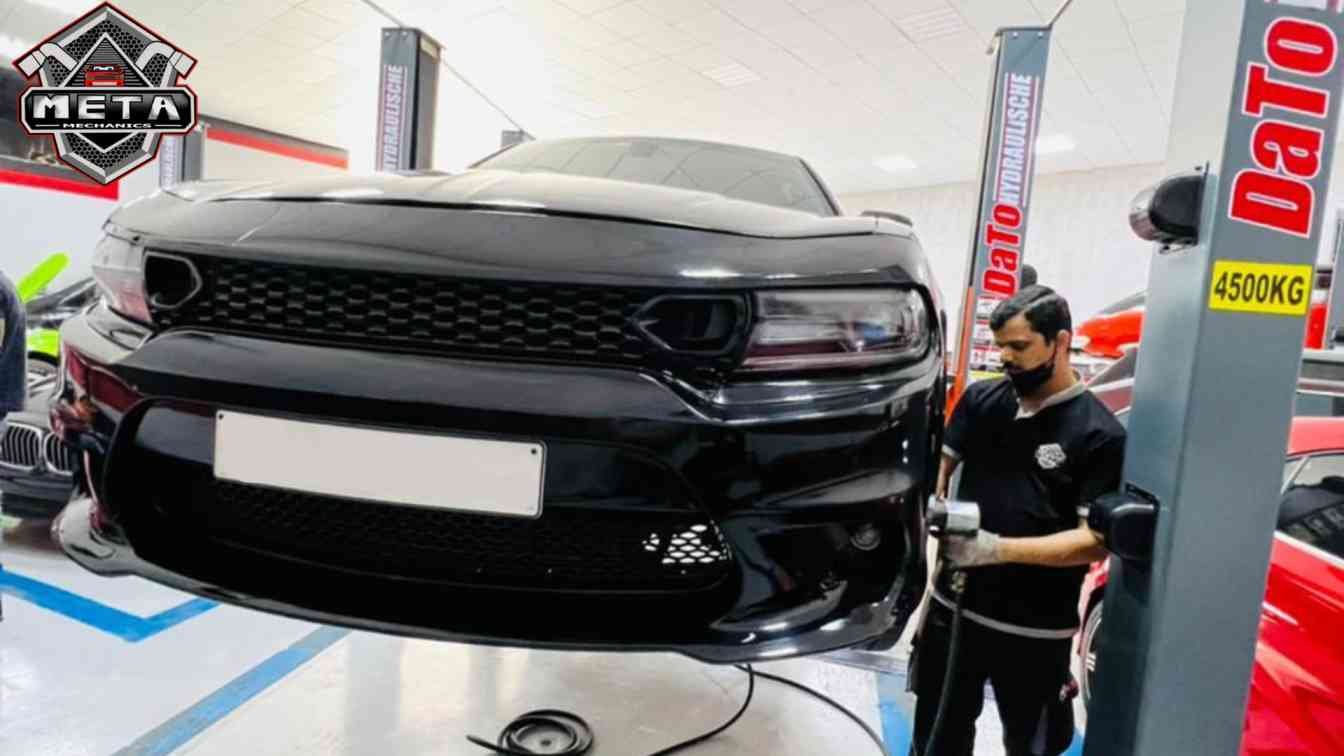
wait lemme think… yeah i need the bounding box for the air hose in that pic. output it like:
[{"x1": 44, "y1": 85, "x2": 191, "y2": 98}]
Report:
[{"x1": 923, "y1": 569, "x2": 969, "y2": 756}]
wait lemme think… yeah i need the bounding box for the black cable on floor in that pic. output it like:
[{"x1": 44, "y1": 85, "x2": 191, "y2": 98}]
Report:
[
  {"x1": 645, "y1": 664, "x2": 756, "y2": 756},
  {"x1": 468, "y1": 660, "x2": 890, "y2": 755},
  {"x1": 736, "y1": 665, "x2": 888, "y2": 755}
]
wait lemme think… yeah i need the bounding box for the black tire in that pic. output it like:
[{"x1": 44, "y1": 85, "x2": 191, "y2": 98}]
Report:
[{"x1": 1080, "y1": 602, "x2": 1103, "y2": 708}]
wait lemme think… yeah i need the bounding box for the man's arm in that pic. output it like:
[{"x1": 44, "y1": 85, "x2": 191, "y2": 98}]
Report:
[
  {"x1": 996, "y1": 521, "x2": 1109, "y2": 567},
  {"x1": 936, "y1": 452, "x2": 959, "y2": 499}
]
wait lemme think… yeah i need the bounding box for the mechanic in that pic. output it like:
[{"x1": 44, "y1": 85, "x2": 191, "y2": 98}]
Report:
[
  {"x1": 911, "y1": 285, "x2": 1126, "y2": 755},
  {"x1": 0, "y1": 269, "x2": 26, "y2": 623}
]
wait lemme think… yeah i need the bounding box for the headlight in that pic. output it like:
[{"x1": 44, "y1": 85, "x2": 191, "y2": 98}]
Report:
[
  {"x1": 740, "y1": 289, "x2": 929, "y2": 373},
  {"x1": 91, "y1": 233, "x2": 150, "y2": 324}
]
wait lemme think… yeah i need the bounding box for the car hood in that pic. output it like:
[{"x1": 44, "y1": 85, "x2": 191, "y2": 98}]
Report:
[
  {"x1": 151, "y1": 170, "x2": 893, "y2": 240},
  {"x1": 109, "y1": 171, "x2": 930, "y2": 290}
]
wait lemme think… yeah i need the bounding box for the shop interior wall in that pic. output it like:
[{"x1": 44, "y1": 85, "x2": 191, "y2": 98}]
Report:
[
  {"x1": 842, "y1": 158, "x2": 1344, "y2": 340},
  {"x1": 202, "y1": 138, "x2": 346, "y2": 182},
  {"x1": 1, "y1": 163, "x2": 159, "y2": 292},
  {"x1": 841, "y1": 163, "x2": 1171, "y2": 340}
]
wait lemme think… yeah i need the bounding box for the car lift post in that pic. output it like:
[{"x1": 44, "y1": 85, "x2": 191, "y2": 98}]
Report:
[{"x1": 1084, "y1": 2, "x2": 1344, "y2": 755}]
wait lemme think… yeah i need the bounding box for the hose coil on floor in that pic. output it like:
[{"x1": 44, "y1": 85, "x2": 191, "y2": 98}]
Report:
[{"x1": 467, "y1": 709, "x2": 596, "y2": 755}]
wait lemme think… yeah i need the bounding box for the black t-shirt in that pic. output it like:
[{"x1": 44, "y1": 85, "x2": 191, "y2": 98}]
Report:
[{"x1": 938, "y1": 377, "x2": 1126, "y2": 635}]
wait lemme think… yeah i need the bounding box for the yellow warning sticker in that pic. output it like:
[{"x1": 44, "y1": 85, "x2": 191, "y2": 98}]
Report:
[{"x1": 1208, "y1": 261, "x2": 1313, "y2": 316}]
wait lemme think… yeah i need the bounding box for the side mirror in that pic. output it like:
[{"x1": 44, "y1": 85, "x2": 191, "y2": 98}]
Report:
[
  {"x1": 861, "y1": 210, "x2": 914, "y2": 227},
  {"x1": 1130, "y1": 172, "x2": 1205, "y2": 246},
  {"x1": 1088, "y1": 488, "x2": 1157, "y2": 564}
]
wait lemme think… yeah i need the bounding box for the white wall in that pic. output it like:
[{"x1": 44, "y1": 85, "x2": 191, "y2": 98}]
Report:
[
  {"x1": 840, "y1": 163, "x2": 1168, "y2": 332},
  {"x1": 843, "y1": 155, "x2": 1344, "y2": 337},
  {"x1": 202, "y1": 139, "x2": 346, "y2": 182},
  {"x1": 0, "y1": 159, "x2": 159, "y2": 292}
]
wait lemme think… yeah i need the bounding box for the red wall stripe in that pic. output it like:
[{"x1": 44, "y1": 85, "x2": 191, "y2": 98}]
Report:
[
  {"x1": 207, "y1": 128, "x2": 349, "y2": 169},
  {"x1": 0, "y1": 168, "x2": 120, "y2": 200}
]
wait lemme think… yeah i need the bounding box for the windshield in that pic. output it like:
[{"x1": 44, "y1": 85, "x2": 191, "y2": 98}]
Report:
[{"x1": 475, "y1": 138, "x2": 835, "y2": 216}]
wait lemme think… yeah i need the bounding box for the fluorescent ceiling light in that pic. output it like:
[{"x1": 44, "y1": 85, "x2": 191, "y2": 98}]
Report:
[
  {"x1": 702, "y1": 62, "x2": 761, "y2": 87},
  {"x1": 896, "y1": 8, "x2": 966, "y2": 42},
  {"x1": 0, "y1": 34, "x2": 32, "y2": 60},
  {"x1": 1036, "y1": 134, "x2": 1076, "y2": 154},
  {"x1": 874, "y1": 155, "x2": 918, "y2": 173}
]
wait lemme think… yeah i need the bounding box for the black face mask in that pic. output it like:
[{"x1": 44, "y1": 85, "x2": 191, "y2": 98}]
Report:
[{"x1": 1006, "y1": 355, "x2": 1055, "y2": 397}]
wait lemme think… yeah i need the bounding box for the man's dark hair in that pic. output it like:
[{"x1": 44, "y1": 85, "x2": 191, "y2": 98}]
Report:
[{"x1": 989, "y1": 285, "x2": 1072, "y2": 342}]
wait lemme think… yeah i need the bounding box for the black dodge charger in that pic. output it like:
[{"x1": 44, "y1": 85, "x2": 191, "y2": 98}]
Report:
[{"x1": 53, "y1": 137, "x2": 945, "y2": 662}]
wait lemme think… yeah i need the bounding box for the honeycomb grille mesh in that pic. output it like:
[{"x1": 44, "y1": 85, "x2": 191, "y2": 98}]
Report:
[
  {"x1": 150, "y1": 254, "x2": 663, "y2": 367},
  {"x1": 192, "y1": 480, "x2": 733, "y2": 591}
]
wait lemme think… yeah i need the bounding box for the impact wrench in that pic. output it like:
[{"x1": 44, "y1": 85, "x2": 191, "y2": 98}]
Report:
[{"x1": 921, "y1": 497, "x2": 981, "y2": 756}]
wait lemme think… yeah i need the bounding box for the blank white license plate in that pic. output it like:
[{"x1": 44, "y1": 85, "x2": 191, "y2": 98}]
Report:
[{"x1": 213, "y1": 411, "x2": 545, "y2": 517}]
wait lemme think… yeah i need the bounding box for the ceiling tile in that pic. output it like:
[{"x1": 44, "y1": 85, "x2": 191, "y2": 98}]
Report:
[
  {"x1": 675, "y1": 8, "x2": 755, "y2": 44},
  {"x1": 555, "y1": 0, "x2": 626, "y2": 14},
  {"x1": 592, "y1": 39, "x2": 663, "y2": 66},
  {"x1": 592, "y1": 2, "x2": 667, "y2": 37},
  {"x1": 950, "y1": 0, "x2": 1044, "y2": 36},
  {"x1": 788, "y1": 0, "x2": 853, "y2": 12},
  {"x1": 868, "y1": 0, "x2": 954, "y2": 21},
  {"x1": 635, "y1": 0, "x2": 716, "y2": 22},
  {"x1": 296, "y1": 0, "x2": 378, "y2": 23},
  {"x1": 1115, "y1": 0, "x2": 1183, "y2": 23},
  {"x1": 630, "y1": 26, "x2": 702, "y2": 55},
  {"x1": 809, "y1": 2, "x2": 908, "y2": 58},
  {"x1": 716, "y1": 0, "x2": 808, "y2": 30},
  {"x1": 264, "y1": 6, "x2": 348, "y2": 43},
  {"x1": 758, "y1": 19, "x2": 856, "y2": 68}
]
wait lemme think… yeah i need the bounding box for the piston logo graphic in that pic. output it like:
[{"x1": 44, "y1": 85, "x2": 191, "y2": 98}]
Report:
[{"x1": 12, "y1": 2, "x2": 197, "y2": 184}]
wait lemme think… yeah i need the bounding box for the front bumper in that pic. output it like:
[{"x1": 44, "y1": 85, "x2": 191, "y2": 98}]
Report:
[
  {"x1": 54, "y1": 305, "x2": 939, "y2": 662},
  {"x1": 0, "y1": 476, "x2": 70, "y2": 519}
]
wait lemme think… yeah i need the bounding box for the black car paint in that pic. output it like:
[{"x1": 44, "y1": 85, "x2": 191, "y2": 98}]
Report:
[{"x1": 54, "y1": 165, "x2": 943, "y2": 662}]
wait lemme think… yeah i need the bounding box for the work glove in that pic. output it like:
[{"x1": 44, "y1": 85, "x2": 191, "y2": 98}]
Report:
[{"x1": 940, "y1": 530, "x2": 1003, "y2": 568}]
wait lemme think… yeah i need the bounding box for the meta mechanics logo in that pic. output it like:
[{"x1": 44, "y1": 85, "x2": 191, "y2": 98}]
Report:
[{"x1": 11, "y1": 2, "x2": 197, "y2": 184}]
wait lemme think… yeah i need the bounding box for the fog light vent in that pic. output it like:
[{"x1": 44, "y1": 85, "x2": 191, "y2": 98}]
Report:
[
  {"x1": 144, "y1": 252, "x2": 202, "y2": 310},
  {"x1": 634, "y1": 295, "x2": 745, "y2": 354}
]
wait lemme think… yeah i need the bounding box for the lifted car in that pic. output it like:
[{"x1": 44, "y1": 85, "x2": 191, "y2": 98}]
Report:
[{"x1": 52, "y1": 137, "x2": 944, "y2": 662}]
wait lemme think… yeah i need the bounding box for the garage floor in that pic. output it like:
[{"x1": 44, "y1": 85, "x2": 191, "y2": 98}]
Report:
[{"x1": 1, "y1": 514, "x2": 1084, "y2": 755}]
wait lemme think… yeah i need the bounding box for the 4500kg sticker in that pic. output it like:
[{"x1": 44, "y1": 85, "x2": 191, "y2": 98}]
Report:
[{"x1": 1209, "y1": 260, "x2": 1313, "y2": 316}]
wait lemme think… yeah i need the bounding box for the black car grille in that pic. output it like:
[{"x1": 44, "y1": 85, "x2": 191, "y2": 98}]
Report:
[
  {"x1": 149, "y1": 254, "x2": 669, "y2": 368},
  {"x1": 0, "y1": 423, "x2": 42, "y2": 472},
  {"x1": 180, "y1": 480, "x2": 733, "y2": 592}
]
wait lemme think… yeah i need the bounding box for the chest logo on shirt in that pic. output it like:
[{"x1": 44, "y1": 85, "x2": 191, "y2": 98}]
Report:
[{"x1": 1035, "y1": 443, "x2": 1067, "y2": 470}]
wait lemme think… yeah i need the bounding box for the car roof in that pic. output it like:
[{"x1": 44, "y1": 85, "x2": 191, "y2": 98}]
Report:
[{"x1": 1287, "y1": 416, "x2": 1344, "y2": 456}]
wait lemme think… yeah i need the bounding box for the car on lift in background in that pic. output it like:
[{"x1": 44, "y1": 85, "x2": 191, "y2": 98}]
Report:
[
  {"x1": 0, "y1": 374, "x2": 76, "y2": 519},
  {"x1": 1079, "y1": 350, "x2": 1344, "y2": 755},
  {"x1": 1, "y1": 255, "x2": 89, "y2": 519},
  {"x1": 50, "y1": 136, "x2": 944, "y2": 662},
  {"x1": 1076, "y1": 266, "x2": 1334, "y2": 360},
  {"x1": 13, "y1": 253, "x2": 98, "y2": 383}
]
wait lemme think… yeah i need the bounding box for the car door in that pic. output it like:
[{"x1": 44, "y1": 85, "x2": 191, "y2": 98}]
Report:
[{"x1": 1243, "y1": 453, "x2": 1344, "y2": 755}]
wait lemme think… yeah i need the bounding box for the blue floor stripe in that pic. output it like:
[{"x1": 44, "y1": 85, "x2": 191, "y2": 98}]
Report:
[
  {"x1": 873, "y1": 664, "x2": 1086, "y2": 755},
  {"x1": 115, "y1": 625, "x2": 351, "y2": 756},
  {"x1": 877, "y1": 671, "x2": 912, "y2": 755},
  {"x1": 0, "y1": 568, "x2": 217, "y2": 641}
]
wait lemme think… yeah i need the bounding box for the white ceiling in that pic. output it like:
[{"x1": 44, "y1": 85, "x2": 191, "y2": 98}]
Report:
[{"x1": 0, "y1": 0, "x2": 1187, "y2": 193}]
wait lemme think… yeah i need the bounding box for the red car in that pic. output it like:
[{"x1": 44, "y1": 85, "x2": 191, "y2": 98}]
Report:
[
  {"x1": 85, "y1": 64, "x2": 123, "y2": 87},
  {"x1": 1077, "y1": 267, "x2": 1333, "y2": 359},
  {"x1": 1079, "y1": 379, "x2": 1344, "y2": 753}
]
